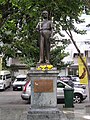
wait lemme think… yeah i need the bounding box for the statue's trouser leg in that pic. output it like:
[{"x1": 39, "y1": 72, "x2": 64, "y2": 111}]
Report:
[
  {"x1": 39, "y1": 35, "x2": 44, "y2": 62},
  {"x1": 45, "y1": 38, "x2": 50, "y2": 63}
]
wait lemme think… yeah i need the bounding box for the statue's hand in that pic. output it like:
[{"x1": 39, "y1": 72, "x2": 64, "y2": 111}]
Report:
[{"x1": 50, "y1": 33, "x2": 53, "y2": 40}]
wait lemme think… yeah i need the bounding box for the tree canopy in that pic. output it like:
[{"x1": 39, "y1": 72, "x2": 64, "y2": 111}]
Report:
[{"x1": 0, "y1": 0, "x2": 90, "y2": 69}]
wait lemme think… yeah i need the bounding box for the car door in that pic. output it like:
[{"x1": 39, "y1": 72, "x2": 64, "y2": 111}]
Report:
[{"x1": 57, "y1": 81, "x2": 65, "y2": 99}]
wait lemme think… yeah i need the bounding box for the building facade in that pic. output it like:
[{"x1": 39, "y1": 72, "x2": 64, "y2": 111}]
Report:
[{"x1": 60, "y1": 40, "x2": 90, "y2": 76}]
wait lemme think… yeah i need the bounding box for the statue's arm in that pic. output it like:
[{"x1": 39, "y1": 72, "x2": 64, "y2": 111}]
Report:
[
  {"x1": 36, "y1": 23, "x2": 40, "y2": 32},
  {"x1": 50, "y1": 21, "x2": 54, "y2": 38}
]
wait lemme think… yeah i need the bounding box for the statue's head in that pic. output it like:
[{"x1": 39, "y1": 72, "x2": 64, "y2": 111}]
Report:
[{"x1": 42, "y1": 11, "x2": 48, "y2": 19}]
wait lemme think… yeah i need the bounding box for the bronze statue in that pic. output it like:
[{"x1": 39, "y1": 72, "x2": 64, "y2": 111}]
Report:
[{"x1": 36, "y1": 11, "x2": 53, "y2": 64}]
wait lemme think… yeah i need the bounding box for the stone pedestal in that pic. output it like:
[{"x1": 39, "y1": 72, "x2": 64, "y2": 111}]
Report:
[
  {"x1": 27, "y1": 68, "x2": 61, "y2": 120},
  {"x1": 27, "y1": 108, "x2": 61, "y2": 120}
]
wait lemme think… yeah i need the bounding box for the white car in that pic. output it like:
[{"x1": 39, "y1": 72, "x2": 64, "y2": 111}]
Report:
[
  {"x1": 21, "y1": 80, "x2": 87, "y2": 103},
  {"x1": 13, "y1": 74, "x2": 27, "y2": 91},
  {"x1": 57, "y1": 80, "x2": 87, "y2": 103},
  {"x1": 0, "y1": 70, "x2": 11, "y2": 90}
]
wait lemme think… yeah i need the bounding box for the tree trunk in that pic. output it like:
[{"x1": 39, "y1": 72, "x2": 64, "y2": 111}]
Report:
[{"x1": 66, "y1": 29, "x2": 90, "y2": 77}]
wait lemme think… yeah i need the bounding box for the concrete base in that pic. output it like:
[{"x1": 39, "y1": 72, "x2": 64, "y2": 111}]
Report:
[
  {"x1": 27, "y1": 107, "x2": 61, "y2": 120},
  {"x1": 27, "y1": 68, "x2": 61, "y2": 120}
]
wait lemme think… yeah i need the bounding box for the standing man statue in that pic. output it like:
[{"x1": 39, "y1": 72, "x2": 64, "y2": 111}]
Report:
[{"x1": 36, "y1": 11, "x2": 53, "y2": 64}]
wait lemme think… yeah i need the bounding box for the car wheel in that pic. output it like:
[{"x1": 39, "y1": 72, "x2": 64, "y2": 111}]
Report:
[
  {"x1": 3, "y1": 85, "x2": 6, "y2": 91},
  {"x1": 13, "y1": 88, "x2": 15, "y2": 91},
  {"x1": 74, "y1": 94, "x2": 82, "y2": 103}
]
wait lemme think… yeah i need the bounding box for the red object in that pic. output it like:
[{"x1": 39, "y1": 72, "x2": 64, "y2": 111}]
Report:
[{"x1": 23, "y1": 80, "x2": 30, "y2": 92}]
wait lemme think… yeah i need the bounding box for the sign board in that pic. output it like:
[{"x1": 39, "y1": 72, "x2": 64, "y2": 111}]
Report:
[{"x1": 34, "y1": 80, "x2": 53, "y2": 93}]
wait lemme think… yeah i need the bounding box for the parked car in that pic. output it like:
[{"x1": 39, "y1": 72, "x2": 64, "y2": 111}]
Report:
[
  {"x1": 21, "y1": 80, "x2": 87, "y2": 103},
  {"x1": 12, "y1": 74, "x2": 27, "y2": 91},
  {"x1": 57, "y1": 75, "x2": 86, "y2": 89},
  {"x1": 0, "y1": 70, "x2": 11, "y2": 90},
  {"x1": 21, "y1": 80, "x2": 31, "y2": 101},
  {"x1": 70, "y1": 75, "x2": 80, "y2": 82},
  {"x1": 57, "y1": 75, "x2": 71, "y2": 81},
  {"x1": 57, "y1": 80, "x2": 87, "y2": 103}
]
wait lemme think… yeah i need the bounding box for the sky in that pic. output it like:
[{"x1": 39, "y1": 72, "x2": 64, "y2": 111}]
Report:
[
  {"x1": 61, "y1": 14, "x2": 90, "y2": 42},
  {"x1": 73, "y1": 14, "x2": 90, "y2": 41}
]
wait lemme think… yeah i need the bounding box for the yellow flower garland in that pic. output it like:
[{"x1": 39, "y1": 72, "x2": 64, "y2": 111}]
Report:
[{"x1": 36, "y1": 65, "x2": 53, "y2": 71}]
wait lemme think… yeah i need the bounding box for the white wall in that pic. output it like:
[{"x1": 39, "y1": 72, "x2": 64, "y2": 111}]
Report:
[{"x1": 58, "y1": 68, "x2": 68, "y2": 76}]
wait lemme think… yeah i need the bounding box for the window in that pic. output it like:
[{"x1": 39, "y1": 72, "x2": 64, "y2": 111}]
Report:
[
  {"x1": 17, "y1": 78, "x2": 26, "y2": 81},
  {"x1": 57, "y1": 82, "x2": 65, "y2": 88},
  {"x1": 2, "y1": 75, "x2": 5, "y2": 80},
  {"x1": 85, "y1": 50, "x2": 88, "y2": 57},
  {"x1": 73, "y1": 53, "x2": 83, "y2": 58},
  {"x1": 0, "y1": 75, "x2": 3, "y2": 80}
]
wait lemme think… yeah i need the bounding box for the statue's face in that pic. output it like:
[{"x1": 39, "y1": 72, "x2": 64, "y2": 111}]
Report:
[{"x1": 42, "y1": 11, "x2": 48, "y2": 18}]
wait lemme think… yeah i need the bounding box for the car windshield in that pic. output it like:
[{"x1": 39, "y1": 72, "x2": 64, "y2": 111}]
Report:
[{"x1": 16, "y1": 78, "x2": 26, "y2": 81}]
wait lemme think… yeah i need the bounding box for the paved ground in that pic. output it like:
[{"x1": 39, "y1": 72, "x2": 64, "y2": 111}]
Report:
[
  {"x1": 0, "y1": 101, "x2": 90, "y2": 120},
  {"x1": 0, "y1": 105, "x2": 28, "y2": 120},
  {"x1": 58, "y1": 101, "x2": 90, "y2": 120},
  {"x1": 0, "y1": 87, "x2": 90, "y2": 120}
]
